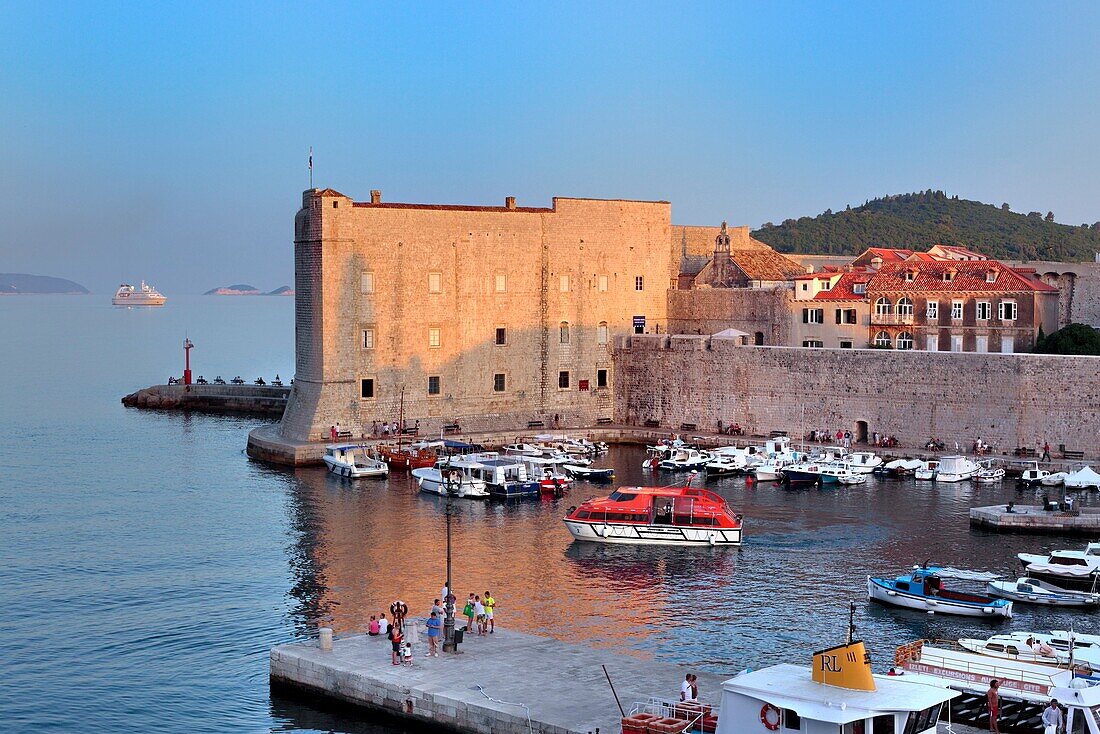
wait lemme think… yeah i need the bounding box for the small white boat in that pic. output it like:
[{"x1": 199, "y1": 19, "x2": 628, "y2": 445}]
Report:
[
  {"x1": 958, "y1": 632, "x2": 1100, "y2": 671},
  {"x1": 113, "y1": 281, "x2": 166, "y2": 306},
  {"x1": 986, "y1": 577, "x2": 1100, "y2": 607},
  {"x1": 836, "y1": 472, "x2": 867, "y2": 485},
  {"x1": 751, "y1": 458, "x2": 794, "y2": 481},
  {"x1": 411, "y1": 464, "x2": 489, "y2": 498},
  {"x1": 1017, "y1": 461, "x2": 1050, "y2": 486},
  {"x1": 843, "y1": 451, "x2": 883, "y2": 474},
  {"x1": 914, "y1": 460, "x2": 939, "y2": 481},
  {"x1": 658, "y1": 448, "x2": 711, "y2": 471},
  {"x1": 323, "y1": 444, "x2": 389, "y2": 478},
  {"x1": 933, "y1": 454, "x2": 980, "y2": 482},
  {"x1": 502, "y1": 443, "x2": 544, "y2": 457},
  {"x1": 1041, "y1": 471, "x2": 1069, "y2": 486},
  {"x1": 976, "y1": 461, "x2": 1006, "y2": 483},
  {"x1": 878, "y1": 457, "x2": 922, "y2": 477},
  {"x1": 562, "y1": 464, "x2": 614, "y2": 481},
  {"x1": 704, "y1": 453, "x2": 748, "y2": 477},
  {"x1": 1065, "y1": 465, "x2": 1100, "y2": 489},
  {"x1": 1018, "y1": 543, "x2": 1100, "y2": 592}
]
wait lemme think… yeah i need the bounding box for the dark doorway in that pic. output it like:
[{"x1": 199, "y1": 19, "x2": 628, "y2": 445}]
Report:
[
  {"x1": 855, "y1": 421, "x2": 868, "y2": 444},
  {"x1": 754, "y1": 331, "x2": 765, "y2": 345}
]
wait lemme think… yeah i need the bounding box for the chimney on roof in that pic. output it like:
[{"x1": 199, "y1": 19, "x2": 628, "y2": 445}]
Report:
[
  {"x1": 505, "y1": 196, "x2": 516, "y2": 210},
  {"x1": 370, "y1": 190, "x2": 381, "y2": 204}
]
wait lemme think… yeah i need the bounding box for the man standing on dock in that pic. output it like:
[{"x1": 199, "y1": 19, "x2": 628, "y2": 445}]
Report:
[
  {"x1": 483, "y1": 591, "x2": 495, "y2": 633},
  {"x1": 1042, "y1": 699, "x2": 1063, "y2": 734},
  {"x1": 987, "y1": 679, "x2": 1000, "y2": 733}
]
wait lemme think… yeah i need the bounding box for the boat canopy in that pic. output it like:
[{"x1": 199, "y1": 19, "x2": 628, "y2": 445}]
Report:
[{"x1": 1064, "y1": 465, "x2": 1100, "y2": 488}]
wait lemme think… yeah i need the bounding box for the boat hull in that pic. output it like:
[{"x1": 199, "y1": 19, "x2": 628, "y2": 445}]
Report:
[
  {"x1": 985, "y1": 581, "x2": 1100, "y2": 607},
  {"x1": 411, "y1": 468, "x2": 489, "y2": 498},
  {"x1": 112, "y1": 296, "x2": 166, "y2": 306},
  {"x1": 867, "y1": 577, "x2": 1012, "y2": 618},
  {"x1": 784, "y1": 470, "x2": 838, "y2": 484},
  {"x1": 563, "y1": 519, "x2": 742, "y2": 546},
  {"x1": 487, "y1": 482, "x2": 540, "y2": 499},
  {"x1": 1017, "y1": 569, "x2": 1100, "y2": 593}
]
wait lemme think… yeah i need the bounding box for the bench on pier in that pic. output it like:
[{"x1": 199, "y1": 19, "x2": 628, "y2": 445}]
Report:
[
  {"x1": 1064, "y1": 449, "x2": 1085, "y2": 461},
  {"x1": 527, "y1": 420, "x2": 546, "y2": 429},
  {"x1": 336, "y1": 430, "x2": 353, "y2": 440},
  {"x1": 400, "y1": 427, "x2": 418, "y2": 435},
  {"x1": 596, "y1": 417, "x2": 612, "y2": 425},
  {"x1": 768, "y1": 430, "x2": 788, "y2": 438},
  {"x1": 679, "y1": 422, "x2": 697, "y2": 431},
  {"x1": 643, "y1": 419, "x2": 660, "y2": 428},
  {"x1": 441, "y1": 423, "x2": 461, "y2": 434}
]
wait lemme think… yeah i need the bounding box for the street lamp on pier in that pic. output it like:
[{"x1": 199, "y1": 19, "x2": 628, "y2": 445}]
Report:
[{"x1": 441, "y1": 457, "x2": 458, "y2": 653}]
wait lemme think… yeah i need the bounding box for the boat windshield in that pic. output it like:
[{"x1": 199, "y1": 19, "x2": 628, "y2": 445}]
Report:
[{"x1": 608, "y1": 490, "x2": 637, "y2": 502}]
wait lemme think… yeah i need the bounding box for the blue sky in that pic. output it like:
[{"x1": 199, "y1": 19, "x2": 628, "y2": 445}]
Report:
[{"x1": 2, "y1": 2, "x2": 1099, "y2": 293}]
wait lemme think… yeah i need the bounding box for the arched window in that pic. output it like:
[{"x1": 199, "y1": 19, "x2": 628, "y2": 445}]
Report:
[
  {"x1": 596, "y1": 321, "x2": 608, "y2": 345},
  {"x1": 896, "y1": 297, "x2": 914, "y2": 316},
  {"x1": 896, "y1": 331, "x2": 914, "y2": 350},
  {"x1": 873, "y1": 331, "x2": 892, "y2": 348},
  {"x1": 874, "y1": 298, "x2": 893, "y2": 316},
  {"x1": 559, "y1": 321, "x2": 570, "y2": 345}
]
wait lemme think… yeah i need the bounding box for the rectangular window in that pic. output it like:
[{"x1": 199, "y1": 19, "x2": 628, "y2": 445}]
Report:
[
  {"x1": 951, "y1": 334, "x2": 962, "y2": 352},
  {"x1": 802, "y1": 283, "x2": 809, "y2": 291},
  {"x1": 361, "y1": 328, "x2": 375, "y2": 350},
  {"x1": 835, "y1": 308, "x2": 842, "y2": 324},
  {"x1": 360, "y1": 271, "x2": 375, "y2": 294},
  {"x1": 494, "y1": 273, "x2": 506, "y2": 293},
  {"x1": 803, "y1": 308, "x2": 824, "y2": 324},
  {"x1": 427, "y1": 376, "x2": 440, "y2": 395},
  {"x1": 853, "y1": 283, "x2": 867, "y2": 295},
  {"x1": 976, "y1": 301, "x2": 991, "y2": 320},
  {"x1": 596, "y1": 368, "x2": 608, "y2": 388},
  {"x1": 598, "y1": 274, "x2": 608, "y2": 292},
  {"x1": 558, "y1": 370, "x2": 570, "y2": 389},
  {"x1": 493, "y1": 373, "x2": 506, "y2": 392},
  {"x1": 429, "y1": 327, "x2": 441, "y2": 348},
  {"x1": 840, "y1": 340, "x2": 853, "y2": 349},
  {"x1": 634, "y1": 276, "x2": 644, "y2": 291},
  {"x1": 976, "y1": 335, "x2": 988, "y2": 353},
  {"x1": 597, "y1": 323, "x2": 609, "y2": 345},
  {"x1": 360, "y1": 378, "x2": 375, "y2": 399},
  {"x1": 428, "y1": 271, "x2": 442, "y2": 293},
  {"x1": 559, "y1": 323, "x2": 570, "y2": 344},
  {"x1": 927, "y1": 301, "x2": 938, "y2": 320},
  {"x1": 999, "y1": 300, "x2": 1017, "y2": 321},
  {"x1": 926, "y1": 334, "x2": 938, "y2": 351},
  {"x1": 1002, "y1": 336, "x2": 1014, "y2": 354},
  {"x1": 495, "y1": 327, "x2": 507, "y2": 345},
  {"x1": 802, "y1": 340, "x2": 824, "y2": 348},
  {"x1": 951, "y1": 300, "x2": 963, "y2": 320},
  {"x1": 844, "y1": 309, "x2": 857, "y2": 324},
  {"x1": 559, "y1": 275, "x2": 570, "y2": 292}
]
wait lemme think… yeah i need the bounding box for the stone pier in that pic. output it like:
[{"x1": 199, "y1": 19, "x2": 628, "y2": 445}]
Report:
[{"x1": 969, "y1": 504, "x2": 1100, "y2": 535}]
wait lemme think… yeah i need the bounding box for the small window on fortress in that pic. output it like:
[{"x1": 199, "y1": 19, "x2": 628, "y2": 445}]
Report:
[
  {"x1": 597, "y1": 322, "x2": 609, "y2": 345},
  {"x1": 332, "y1": 200, "x2": 338, "y2": 209},
  {"x1": 429, "y1": 328, "x2": 441, "y2": 348},
  {"x1": 427, "y1": 376, "x2": 440, "y2": 395},
  {"x1": 559, "y1": 322, "x2": 570, "y2": 345},
  {"x1": 493, "y1": 373, "x2": 506, "y2": 392},
  {"x1": 495, "y1": 327, "x2": 507, "y2": 345},
  {"x1": 598, "y1": 275, "x2": 609, "y2": 292},
  {"x1": 560, "y1": 275, "x2": 570, "y2": 292},
  {"x1": 495, "y1": 274, "x2": 507, "y2": 293},
  {"x1": 597, "y1": 369, "x2": 608, "y2": 388},
  {"x1": 361, "y1": 328, "x2": 375, "y2": 350},
  {"x1": 558, "y1": 371, "x2": 571, "y2": 389},
  {"x1": 360, "y1": 378, "x2": 375, "y2": 399},
  {"x1": 360, "y1": 272, "x2": 375, "y2": 294},
  {"x1": 428, "y1": 272, "x2": 442, "y2": 293},
  {"x1": 635, "y1": 276, "x2": 644, "y2": 291}
]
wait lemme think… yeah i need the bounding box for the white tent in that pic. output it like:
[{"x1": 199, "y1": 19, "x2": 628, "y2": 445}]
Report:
[
  {"x1": 1064, "y1": 465, "x2": 1100, "y2": 489},
  {"x1": 711, "y1": 328, "x2": 750, "y2": 344}
]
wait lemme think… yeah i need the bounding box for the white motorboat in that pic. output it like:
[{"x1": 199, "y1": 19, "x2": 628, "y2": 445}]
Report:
[
  {"x1": 837, "y1": 472, "x2": 867, "y2": 485},
  {"x1": 1018, "y1": 543, "x2": 1100, "y2": 592},
  {"x1": 878, "y1": 457, "x2": 922, "y2": 477},
  {"x1": 113, "y1": 281, "x2": 166, "y2": 306},
  {"x1": 561, "y1": 463, "x2": 614, "y2": 481},
  {"x1": 783, "y1": 461, "x2": 861, "y2": 485},
  {"x1": 1041, "y1": 471, "x2": 1069, "y2": 486},
  {"x1": 1017, "y1": 461, "x2": 1051, "y2": 486},
  {"x1": 457, "y1": 453, "x2": 540, "y2": 498},
  {"x1": 842, "y1": 451, "x2": 883, "y2": 474},
  {"x1": 976, "y1": 461, "x2": 1006, "y2": 483},
  {"x1": 986, "y1": 577, "x2": 1100, "y2": 607},
  {"x1": 751, "y1": 457, "x2": 797, "y2": 481},
  {"x1": 914, "y1": 459, "x2": 939, "y2": 480},
  {"x1": 502, "y1": 443, "x2": 544, "y2": 457},
  {"x1": 958, "y1": 632, "x2": 1100, "y2": 671},
  {"x1": 1065, "y1": 465, "x2": 1100, "y2": 489},
  {"x1": 411, "y1": 463, "x2": 489, "y2": 498},
  {"x1": 704, "y1": 453, "x2": 748, "y2": 477},
  {"x1": 933, "y1": 454, "x2": 980, "y2": 482},
  {"x1": 658, "y1": 448, "x2": 711, "y2": 471},
  {"x1": 323, "y1": 444, "x2": 389, "y2": 478}
]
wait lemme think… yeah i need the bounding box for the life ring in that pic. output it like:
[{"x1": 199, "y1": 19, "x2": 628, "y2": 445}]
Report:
[{"x1": 760, "y1": 703, "x2": 781, "y2": 730}]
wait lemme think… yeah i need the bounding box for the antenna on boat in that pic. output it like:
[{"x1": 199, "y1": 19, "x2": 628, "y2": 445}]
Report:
[{"x1": 847, "y1": 601, "x2": 856, "y2": 645}]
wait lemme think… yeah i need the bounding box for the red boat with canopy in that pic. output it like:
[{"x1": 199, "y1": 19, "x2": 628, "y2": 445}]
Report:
[{"x1": 563, "y1": 485, "x2": 744, "y2": 546}]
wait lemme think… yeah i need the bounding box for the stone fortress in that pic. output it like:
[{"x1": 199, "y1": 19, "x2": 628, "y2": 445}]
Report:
[{"x1": 248, "y1": 187, "x2": 1100, "y2": 464}]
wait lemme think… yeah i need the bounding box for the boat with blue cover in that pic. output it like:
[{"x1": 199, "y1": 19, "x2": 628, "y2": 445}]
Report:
[{"x1": 868, "y1": 566, "x2": 1013, "y2": 618}]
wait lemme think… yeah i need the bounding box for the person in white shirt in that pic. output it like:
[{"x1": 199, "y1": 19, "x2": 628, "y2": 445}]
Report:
[
  {"x1": 1042, "y1": 699, "x2": 1063, "y2": 734},
  {"x1": 377, "y1": 613, "x2": 390, "y2": 636},
  {"x1": 679, "y1": 673, "x2": 697, "y2": 701},
  {"x1": 473, "y1": 596, "x2": 486, "y2": 636}
]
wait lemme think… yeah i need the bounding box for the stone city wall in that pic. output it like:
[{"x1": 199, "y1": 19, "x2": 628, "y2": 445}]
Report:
[
  {"x1": 614, "y1": 334, "x2": 1100, "y2": 455},
  {"x1": 667, "y1": 287, "x2": 792, "y2": 345},
  {"x1": 1011, "y1": 259, "x2": 1100, "y2": 329}
]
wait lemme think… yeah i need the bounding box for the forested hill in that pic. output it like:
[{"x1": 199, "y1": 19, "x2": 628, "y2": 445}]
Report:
[{"x1": 751, "y1": 191, "x2": 1100, "y2": 262}]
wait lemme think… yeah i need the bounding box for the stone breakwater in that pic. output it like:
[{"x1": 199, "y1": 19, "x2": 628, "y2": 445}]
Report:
[
  {"x1": 969, "y1": 504, "x2": 1100, "y2": 535},
  {"x1": 122, "y1": 383, "x2": 290, "y2": 416},
  {"x1": 614, "y1": 335, "x2": 1100, "y2": 457}
]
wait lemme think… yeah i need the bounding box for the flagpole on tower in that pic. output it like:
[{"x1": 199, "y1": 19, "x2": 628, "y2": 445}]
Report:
[{"x1": 309, "y1": 147, "x2": 313, "y2": 189}]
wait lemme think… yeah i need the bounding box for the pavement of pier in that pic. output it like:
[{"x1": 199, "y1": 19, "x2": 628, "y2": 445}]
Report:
[
  {"x1": 970, "y1": 503, "x2": 1100, "y2": 535},
  {"x1": 270, "y1": 624, "x2": 731, "y2": 734}
]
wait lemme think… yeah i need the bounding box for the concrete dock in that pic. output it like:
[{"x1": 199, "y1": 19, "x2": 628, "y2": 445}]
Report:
[
  {"x1": 122, "y1": 383, "x2": 290, "y2": 416},
  {"x1": 970, "y1": 503, "x2": 1100, "y2": 535},
  {"x1": 270, "y1": 624, "x2": 730, "y2": 733}
]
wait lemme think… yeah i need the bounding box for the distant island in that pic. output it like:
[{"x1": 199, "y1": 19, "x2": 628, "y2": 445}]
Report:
[
  {"x1": 752, "y1": 190, "x2": 1100, "y2": 262},
  {"x1": 204, "y1": 284, "x2": 294, "y2": 296},
  {"x1": 0, "y1": 273, "x2": 89, "y2": 295}
]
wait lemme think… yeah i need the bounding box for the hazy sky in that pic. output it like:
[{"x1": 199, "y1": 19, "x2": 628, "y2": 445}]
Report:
[{"x1": 3, "y1": 2, "x2": 1099, "y2": 293}]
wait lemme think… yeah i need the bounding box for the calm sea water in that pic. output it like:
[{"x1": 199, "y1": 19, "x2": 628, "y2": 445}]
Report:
[{"x1": 1, "y1": 296, "x2": 1096, "y2": 732}]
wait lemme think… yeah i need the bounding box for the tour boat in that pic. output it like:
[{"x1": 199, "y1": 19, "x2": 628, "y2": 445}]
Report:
[
  {"x1": 867, "y1": 566, "x2": 1013, "y2": 618},
  {"x1": 706, "y1": 634, "x2": 957, "y2": 734},
  {"x1": 561, "y1": 463, "x2": 614, "y2": 481},
  {"x1": 958, "y1": 632, "x2": 1100, "y2": 671},
  {"x1": 987, "y1": 577, "x2": 1100, "y2": 607},
  {"x1": 976, "y1": 461, "x2": 1006, "y2": 483},
  {"x1": 658, "y1": 448, "x2": 711, "y2": 471},
  {"x1": 112, "y1": 281, "x2": 166, "y2": 306},
  {"x1": 322, "y1": 444, "x2": 389, "y2": 478},
  {"x1": 379, "y1": 442, "x2": 438, "y2": 470},
  {"x1": 895, "y1": 640, "x2": 1100, "y2": 733},
  {"x1": 563, "y1": 486, "x2": 744, "y2": 545},
  {"x1": 1018, "y1": 544, "x2": 1100, "y2": 591},
  {"x1": 1017, "y1": 461, "x2": 1051, "y2": 486},
  {"x1": 411, "y1": 462, "x2": 489, "y2": 498}
]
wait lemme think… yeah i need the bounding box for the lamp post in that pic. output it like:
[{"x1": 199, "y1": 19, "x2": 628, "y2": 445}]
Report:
[{"x1": 442, "y1": 457, "x2": 457, "y2": 653}]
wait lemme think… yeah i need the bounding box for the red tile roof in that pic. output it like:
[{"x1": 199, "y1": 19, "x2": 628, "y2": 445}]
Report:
[
  {"x1": 851, "y1": 248, "x2": 914, "y2": 266},
  {"x1": 867, "y1": 260, "x2": 1057, "y2": 294},
  {"x1": 813, "y1": 270, "x2": 874, "y2": 300}
]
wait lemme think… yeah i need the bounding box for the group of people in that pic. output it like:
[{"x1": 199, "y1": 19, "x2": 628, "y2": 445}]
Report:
[
  {"x1": 988, "y1": 679, "x2": 1064, "y2": 733},
  {"x1": 461, "y1": 591, "x2": 496, "y2": 636},
  {"x1": 371, "y1": 584, "x2": 499, "y2": 665},
  {"x1": 808, "y1": 429, "x2": 857, "y2": 448},
  {"x1": 372, "y1": 419, "x2": 420, "y2": 437}
]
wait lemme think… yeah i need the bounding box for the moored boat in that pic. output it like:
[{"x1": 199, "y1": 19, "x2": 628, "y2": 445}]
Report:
[
  {"x1": 876, "y1": 457, "x2": 923, "y2": 477},
  {"x1": 976, "y1": 460, "x2": 1006, "y2": 483},
  {"x1": 1017, "y1": 461, "x2": 1051, "y2": 486},
  {"x1": 867, "y1": 566, "x2": 1013, "y2": 618},
  {"x1": 1018, "y1": 543, "x2": 1100, "y2": 592},
  {"x1": 987, "y1": 577, "x2": 1100, "y2": 607},
  {"x1": 561, "y1": 463, "x2": 614, "y2": 481},
  {"x1": 958, "y1": 632, "x2": 1100, "y2": 671},
  {"x1": 323, "y1": 444, "x2": 389, "y2": 478},
  {"x1": 658, "y1": 448, "x2": 711, "y2": 471},
  {"x1": 411, "y1": 462, "x2": 489, "y2": 498},
  {"x1": 932, "y1": 454, "x2": 980, "y2": 482},
  {"x1": 563, "y1": 485, "x2": 743, "y2": 545}
]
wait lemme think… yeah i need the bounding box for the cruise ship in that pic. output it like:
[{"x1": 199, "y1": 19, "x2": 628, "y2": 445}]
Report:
[{"x1": 112, "y1": 282, "x2": 166, "y2": 306}]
